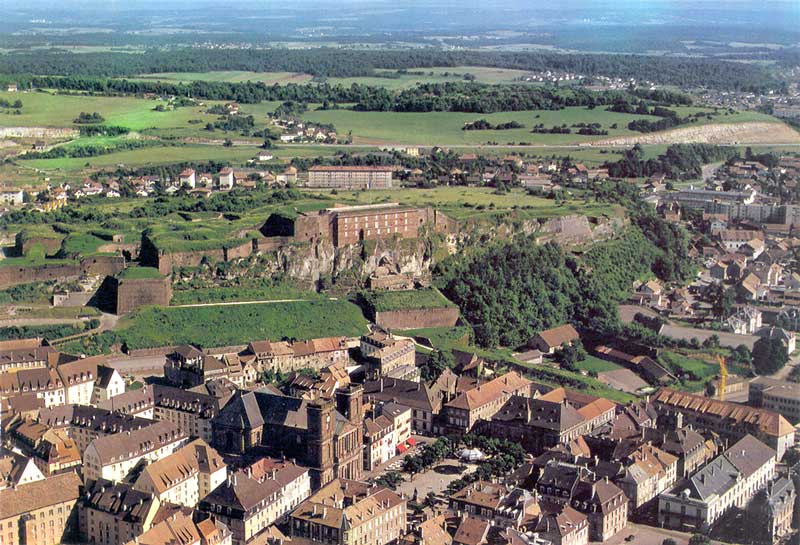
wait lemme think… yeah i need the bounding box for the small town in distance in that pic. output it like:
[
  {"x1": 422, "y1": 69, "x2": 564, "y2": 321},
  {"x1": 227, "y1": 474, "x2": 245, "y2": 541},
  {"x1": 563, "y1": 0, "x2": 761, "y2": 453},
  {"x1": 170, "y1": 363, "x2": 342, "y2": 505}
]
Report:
[{"x1": 0, "y1": 2, "x2": 800, "y2": 545}]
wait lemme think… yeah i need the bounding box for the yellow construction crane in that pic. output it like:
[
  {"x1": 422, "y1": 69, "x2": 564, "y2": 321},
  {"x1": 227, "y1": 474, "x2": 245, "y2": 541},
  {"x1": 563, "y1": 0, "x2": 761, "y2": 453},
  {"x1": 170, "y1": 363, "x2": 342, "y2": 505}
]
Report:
[{"x1": 717, "y1": 355, "x2": 728, "y2": 401}]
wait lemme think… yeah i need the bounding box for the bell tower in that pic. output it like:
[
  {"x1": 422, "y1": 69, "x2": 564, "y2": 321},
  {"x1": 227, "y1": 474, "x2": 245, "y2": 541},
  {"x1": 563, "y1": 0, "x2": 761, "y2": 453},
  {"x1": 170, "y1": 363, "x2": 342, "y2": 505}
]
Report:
[{"x1": 307, "y1": 399, "x2": 335, "y2": 489}]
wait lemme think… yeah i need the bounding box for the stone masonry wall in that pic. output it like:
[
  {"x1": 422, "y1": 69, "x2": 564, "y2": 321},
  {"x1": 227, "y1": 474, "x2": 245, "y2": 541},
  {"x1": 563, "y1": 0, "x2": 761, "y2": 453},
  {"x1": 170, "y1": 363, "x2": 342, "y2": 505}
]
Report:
[{"x1": 374, "y1": 307, "x2": 460, "y2": 330}]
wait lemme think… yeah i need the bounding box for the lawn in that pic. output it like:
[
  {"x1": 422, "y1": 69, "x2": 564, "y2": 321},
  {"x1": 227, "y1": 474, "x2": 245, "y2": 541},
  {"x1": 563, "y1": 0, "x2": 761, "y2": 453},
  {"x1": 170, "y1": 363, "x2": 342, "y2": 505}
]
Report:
[
  {"x1": 575, "y1": 355, "x2": 622, "y2": 373},
  {"x1": 658, "y1": 351, "x2": 719, "y2": 380},
  {"x1": 110, "y1": 299, "x2": 369, "y2": 349},
  {"x1": 301, "y1": 186, "x2": 623, "y2": 221},
  {"x1": 118, "y1": 266, "x2": 163, "y2": 280},
  {"x1": 363, "y1": 287, "x2": 455, "y2": 313}
]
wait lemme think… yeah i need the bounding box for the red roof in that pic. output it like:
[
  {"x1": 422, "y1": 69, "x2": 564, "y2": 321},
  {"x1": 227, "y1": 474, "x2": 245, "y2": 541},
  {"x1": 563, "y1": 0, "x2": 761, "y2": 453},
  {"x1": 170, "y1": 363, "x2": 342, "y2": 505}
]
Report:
[{"x1": 406, "y1": 437, "x2": 416, "y2": 446}]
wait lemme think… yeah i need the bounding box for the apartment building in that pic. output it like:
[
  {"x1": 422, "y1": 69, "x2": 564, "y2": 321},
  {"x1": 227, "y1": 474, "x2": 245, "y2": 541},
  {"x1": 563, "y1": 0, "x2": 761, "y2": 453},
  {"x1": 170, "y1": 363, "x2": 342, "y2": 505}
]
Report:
[
  {"x1": 536, "y1": 465, "x2": 629, "y2": 542},
  {"x1": 307, "y1": 165, "x2": 394, "y2": 190},
  {"x1": 153, "y1": 384, "x2": 224, "y2": 443},
  {"x1": 78, "y1": 480, "x2": 162, "y2": 545},
  {"x1": 242, "y1": 336, "x2": 349, "y2": 374},
  {"x1": 92, "y1": 366, "x2": 125, "y2": 404},
  {"x1": 748, "y1": 377, "x2": 800, "y2": 423},
  {"x1": 0, "y1": 471, "x2": 81, "y2": 545},
  {"x1": 83, "y1": 420, "x2": 189, "y2": 482},
  {"x1": 449, "y1": 481, "x2": 538, "y2": 528},
  {"x1": 198, "y1": 469, "x2": 290, "y2": 545},
  {"x1": 617, "y1": 443, "x2": 678, "y2": 510},
  {"x1": 37, "y1": 404, "x2": 151, "y2": 454},
  {"x1": 652, "y1": 388, "x2": 795, "y2": 459},
  {"x1": 133, "y1": 439, "x2": 227, "y2": 508},
  {"x1": 658, "y1": 434, "x2": 776, "y2": 531},
  {"x1": 289, "y1": 479, "x2": 407, "y2": 545},
  {"x1": 443, "y1": 371, "x2": 534, "y2": 433},
  {"x1": 361, "y1": 331, "x2": 417, "y2": 380},
  {"x1": 97, "y1": 385, "x2": 155, "y2": 418}
]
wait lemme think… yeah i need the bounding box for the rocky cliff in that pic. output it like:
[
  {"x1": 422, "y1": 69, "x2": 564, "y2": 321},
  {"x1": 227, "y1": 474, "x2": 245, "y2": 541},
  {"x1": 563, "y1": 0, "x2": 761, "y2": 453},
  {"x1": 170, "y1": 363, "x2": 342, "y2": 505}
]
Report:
[{"x1": 173, "y1": 213, "x2": 625, "y2": 291}]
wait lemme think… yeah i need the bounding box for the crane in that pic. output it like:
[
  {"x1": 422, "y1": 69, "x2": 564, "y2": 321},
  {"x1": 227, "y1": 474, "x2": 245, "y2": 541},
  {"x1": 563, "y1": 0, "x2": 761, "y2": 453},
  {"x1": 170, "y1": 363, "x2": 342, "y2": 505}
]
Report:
[{"x1": 717, "y1": 354, "x2": 728, "y2": 401}]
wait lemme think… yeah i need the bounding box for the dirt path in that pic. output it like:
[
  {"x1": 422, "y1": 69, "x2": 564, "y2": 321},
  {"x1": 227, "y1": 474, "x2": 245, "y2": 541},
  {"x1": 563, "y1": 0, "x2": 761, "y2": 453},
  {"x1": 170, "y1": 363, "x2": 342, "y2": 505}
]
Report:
[{"x1": 170, "y1": 297, "x2": 337, "y2": 308}]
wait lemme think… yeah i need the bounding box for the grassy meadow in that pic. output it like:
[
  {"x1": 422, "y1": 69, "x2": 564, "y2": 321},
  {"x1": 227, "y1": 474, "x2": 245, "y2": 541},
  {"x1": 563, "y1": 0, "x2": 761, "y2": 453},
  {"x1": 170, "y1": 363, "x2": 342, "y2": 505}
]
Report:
[{"x1": 108, "y1": 299, "x2": 369, "y2": 349}]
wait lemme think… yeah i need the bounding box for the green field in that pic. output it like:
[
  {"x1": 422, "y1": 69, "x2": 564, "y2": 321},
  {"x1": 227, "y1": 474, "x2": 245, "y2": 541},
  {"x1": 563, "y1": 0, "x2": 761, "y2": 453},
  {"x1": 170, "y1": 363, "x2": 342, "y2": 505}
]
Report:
[
  {"x1": 302, "y1": 106, "x2": 665, "y2": 146},
  {"x1": 110, "y1": 300, "x2": 369, "y2": 349},
  {"x1": 364, "y1": 287, "x2": 456, "y2": 313}
]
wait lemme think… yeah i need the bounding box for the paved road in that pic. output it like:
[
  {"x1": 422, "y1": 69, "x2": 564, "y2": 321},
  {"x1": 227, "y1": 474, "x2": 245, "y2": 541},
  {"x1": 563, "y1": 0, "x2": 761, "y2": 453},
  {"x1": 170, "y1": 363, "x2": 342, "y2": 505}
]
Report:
[{"x1": 659, "y1": 323, "x2": 759, "y2": 349}]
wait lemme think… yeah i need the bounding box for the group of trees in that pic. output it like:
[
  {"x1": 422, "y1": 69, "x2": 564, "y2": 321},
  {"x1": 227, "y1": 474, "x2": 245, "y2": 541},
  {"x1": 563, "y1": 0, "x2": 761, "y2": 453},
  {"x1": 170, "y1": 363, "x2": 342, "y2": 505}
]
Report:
[
  {"x1": 0, "y1": 47, "x2": 783, "y2": 91},
  {"x1": 462, "y1": 119, "x2": 523, "y2": 131},
  {"x1": 73, "y1": 111, "x2": 105, "y2": 124},
  {"x1": 604, "y1": 143, "x2": 738, "y2": 180},
  {"x1": 434, "y1": 194, "x2": 695, "y2": 347}
]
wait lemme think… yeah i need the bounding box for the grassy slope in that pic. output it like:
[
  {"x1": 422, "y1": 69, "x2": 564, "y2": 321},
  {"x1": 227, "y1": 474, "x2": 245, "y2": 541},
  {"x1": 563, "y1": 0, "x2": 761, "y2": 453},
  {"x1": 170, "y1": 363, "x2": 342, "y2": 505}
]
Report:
[
  {"x1": 366, "y1": 288, "x2": 456, "y2": 312},
  {"x1": 112, "y1": 300, "x2": 369, "y2": 349}
]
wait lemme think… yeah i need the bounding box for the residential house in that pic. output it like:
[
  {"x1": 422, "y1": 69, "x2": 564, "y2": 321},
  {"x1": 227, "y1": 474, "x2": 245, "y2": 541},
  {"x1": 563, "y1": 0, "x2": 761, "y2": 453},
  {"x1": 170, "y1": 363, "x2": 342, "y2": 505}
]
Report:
[
  {"x1": 179, "y1": 169, "x2": 197, "y2": 189},
  {"x1": 218, "y1": 168, "x2": 234, "y2": 190},
  {"x1": 528, "y1": 325, "x2": 580, "y2": 355}
]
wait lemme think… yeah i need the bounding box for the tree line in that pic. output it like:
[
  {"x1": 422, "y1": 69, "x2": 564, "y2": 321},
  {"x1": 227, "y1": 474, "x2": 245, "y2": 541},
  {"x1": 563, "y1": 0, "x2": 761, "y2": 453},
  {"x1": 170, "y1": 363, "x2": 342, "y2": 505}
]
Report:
[{"x1": 0, "y1": 47, "x2": 783, "y2": 91}]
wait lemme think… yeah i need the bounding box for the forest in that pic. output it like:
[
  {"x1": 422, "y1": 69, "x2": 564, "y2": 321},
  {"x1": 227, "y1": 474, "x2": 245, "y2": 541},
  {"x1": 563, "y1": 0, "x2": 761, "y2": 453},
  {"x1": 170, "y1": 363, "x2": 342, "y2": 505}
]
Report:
[{"x1": 0, "y1": 48, "x2": 784, "y2": 92}]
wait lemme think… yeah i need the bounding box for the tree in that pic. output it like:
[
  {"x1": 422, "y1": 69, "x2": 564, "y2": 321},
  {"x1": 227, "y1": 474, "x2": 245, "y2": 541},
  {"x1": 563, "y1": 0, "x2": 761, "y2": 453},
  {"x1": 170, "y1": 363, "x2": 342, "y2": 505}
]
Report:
[
  {"x1": 752, "y1": 337, "x2": 789, "y2": 375},
  {"x1": 710, "y1": 284, "x2": 735, "y2": 319},
  {"x1": 688, "y1": 535, "x2": 710, "y2": 545},
  {"x1": 223, "y1": 139, "x2": 233, "y2": 147},
  {"x1": 420, "y1": 349, "x2": 455, "y2": 381}
]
